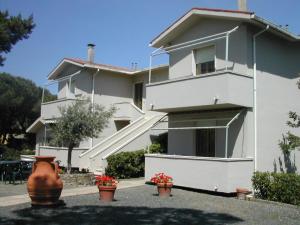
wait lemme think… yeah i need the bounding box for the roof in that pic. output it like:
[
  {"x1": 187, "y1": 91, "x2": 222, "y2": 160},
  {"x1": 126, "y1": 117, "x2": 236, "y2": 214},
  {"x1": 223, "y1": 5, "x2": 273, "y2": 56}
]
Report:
[
  {"x1": 48, "y1": 57, "x2": 169, "y2": 80},
  {"x1": 64, "y1": 58, "x2": 134, "y2": 73},
  {"x1": 26, "y1": 117, "x2": 57, "y2": 133},
  {"x1": 150, "y1": 7, "x2": 300, "y2": 48}
]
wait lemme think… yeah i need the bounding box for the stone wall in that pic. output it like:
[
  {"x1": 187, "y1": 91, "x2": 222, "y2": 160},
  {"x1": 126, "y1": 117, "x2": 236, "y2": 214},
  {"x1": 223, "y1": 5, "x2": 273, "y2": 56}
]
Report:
[{"x1": 60, "y1": 173, "x2": 95, "y2": 186}]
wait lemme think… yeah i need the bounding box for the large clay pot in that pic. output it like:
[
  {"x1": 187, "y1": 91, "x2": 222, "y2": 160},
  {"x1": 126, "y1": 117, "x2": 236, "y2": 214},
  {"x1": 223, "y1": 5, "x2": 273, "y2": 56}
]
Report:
[
  {"x1": 27, "y1": 156, "x2": 63, "y2": 206},
  {"x1": 157, "y1": 183, "x2": 173, "y2": 197},
  {"x1": 98, "y1": 185, "x2": 117, "y2": 202}
]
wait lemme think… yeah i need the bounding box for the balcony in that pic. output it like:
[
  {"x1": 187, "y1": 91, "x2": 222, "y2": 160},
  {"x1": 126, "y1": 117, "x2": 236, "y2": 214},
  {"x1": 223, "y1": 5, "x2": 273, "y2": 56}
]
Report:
[
  {"x1": 41, "y1": 98, "x2": 79, "y2": 119},
  {"x1": 145, "y1": 154, "x2": 253, "y2": 193},
  {"x1": 113, "y1": 102, "x2": 145, "y2": 121},
  {"x1": 146, "y1": 71, "x2": 253, "y2": 112}
]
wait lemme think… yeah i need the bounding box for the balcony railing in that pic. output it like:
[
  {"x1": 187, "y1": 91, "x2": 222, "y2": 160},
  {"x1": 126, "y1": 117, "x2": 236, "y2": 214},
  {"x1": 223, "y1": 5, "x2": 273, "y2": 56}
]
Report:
[
  {"x1": 145, "y1": 154, "x2": 253, "y2": 193},
  {"x1": 41, "y1": 98, "x2": 79, "y2": 119},
  {"x1": 113, "y1": 102, "x2": 145, "y2": 121},
  {"x1": 146, "y1": 71, "x2": 253, "y2": 112},
  {"x1": 38, "y1": 146, "x2": 88, "y2": 168}
]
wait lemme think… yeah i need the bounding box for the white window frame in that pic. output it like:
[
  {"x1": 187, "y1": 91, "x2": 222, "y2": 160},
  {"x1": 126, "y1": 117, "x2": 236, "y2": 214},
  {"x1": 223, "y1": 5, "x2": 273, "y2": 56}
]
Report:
[{"x1": 192, "y1": 44, "x2": 217, "y2": 76}]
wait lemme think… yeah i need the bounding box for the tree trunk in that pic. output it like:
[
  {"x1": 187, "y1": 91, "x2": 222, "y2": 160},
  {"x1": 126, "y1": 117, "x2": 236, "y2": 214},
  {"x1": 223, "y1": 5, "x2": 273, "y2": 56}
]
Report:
[{"x1": 67, "y1": 143, "x2": 74, "y2": 174}]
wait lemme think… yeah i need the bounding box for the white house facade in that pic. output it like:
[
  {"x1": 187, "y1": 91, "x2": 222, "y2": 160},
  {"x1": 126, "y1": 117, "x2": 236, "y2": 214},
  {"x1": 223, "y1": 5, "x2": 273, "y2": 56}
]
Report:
[{"x1": 28, "y1": 6, "x2": 300, "y2": 193}]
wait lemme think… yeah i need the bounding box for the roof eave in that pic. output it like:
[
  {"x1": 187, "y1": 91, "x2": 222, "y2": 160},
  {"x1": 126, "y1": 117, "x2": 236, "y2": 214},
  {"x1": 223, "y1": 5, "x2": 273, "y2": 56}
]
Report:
[
  {"x1": 47, "y1": 59, "x2": 84, "y2": 80},
  {"x1": 150, "y1": 8, "x2": 253, "y2": 48},
  {"x1": 251, "y1": 15, "x2": 300, "y2": 41}
]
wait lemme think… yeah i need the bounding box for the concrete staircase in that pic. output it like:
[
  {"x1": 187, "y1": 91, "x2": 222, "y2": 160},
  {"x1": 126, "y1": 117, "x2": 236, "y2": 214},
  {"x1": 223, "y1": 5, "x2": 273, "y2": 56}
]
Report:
[{"x1": 79, "y1": 114, "x2": 164, "y2": 173}]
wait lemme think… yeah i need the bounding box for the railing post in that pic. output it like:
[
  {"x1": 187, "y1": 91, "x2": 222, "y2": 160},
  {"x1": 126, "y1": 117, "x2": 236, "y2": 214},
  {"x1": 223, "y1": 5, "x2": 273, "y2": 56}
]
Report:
[
  {"x1": 42, "y1": 86, "x2": 45, "y2": 103},
  {"x1": 225, "y1": 33, "x2": 229, "y2": 70},
  {"x1": 225, "y1": 127, "x2": 228, "y2": 158},
  {"x1": 68, "y1": 76, "x2": 72, "y2": 98},
  {"x1": 43, "y1": 125, "x2": 47, "y2": 146},
  {"x1": 149, "y1": 55, "x2": 152, "y2": 84}
]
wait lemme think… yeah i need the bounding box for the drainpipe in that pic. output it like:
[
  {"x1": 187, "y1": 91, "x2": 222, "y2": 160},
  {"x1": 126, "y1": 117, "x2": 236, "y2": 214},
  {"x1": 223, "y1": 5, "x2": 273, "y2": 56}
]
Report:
[
  {"x1": 253, "y1": 25, "x2": 269, "y2": 172},
  {"x1": 90, "y1": 68, "x2": 100, "y2": 148},
  {"x1": 91, "y1": 68, "x2": 100, "y2": 111}
]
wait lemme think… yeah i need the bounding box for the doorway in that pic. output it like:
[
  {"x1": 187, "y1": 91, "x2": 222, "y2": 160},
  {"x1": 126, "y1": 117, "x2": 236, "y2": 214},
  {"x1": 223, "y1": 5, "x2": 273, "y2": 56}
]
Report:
[
  {"x1": 115, "y1": 120, "x2": 130, "y2": 131},
  {"x1": 195, "y1": 129, "x2": 215, "y2": 157},
  {"x1": 134, "y1": 82, "x2": 143, "y2": 109}
]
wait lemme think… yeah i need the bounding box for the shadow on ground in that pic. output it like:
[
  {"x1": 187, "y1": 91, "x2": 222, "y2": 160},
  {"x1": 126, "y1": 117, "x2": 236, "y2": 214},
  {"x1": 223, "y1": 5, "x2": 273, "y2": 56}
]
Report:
[{"x1": 0, "y1": 205, "x2": 243, "y2": 225}]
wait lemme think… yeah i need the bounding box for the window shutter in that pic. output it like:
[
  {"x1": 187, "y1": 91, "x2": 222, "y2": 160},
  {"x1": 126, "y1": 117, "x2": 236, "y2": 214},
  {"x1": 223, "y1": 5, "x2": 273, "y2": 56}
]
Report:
[{"x1": 195, "y1": 46, "x2": 215, "y2": 64}]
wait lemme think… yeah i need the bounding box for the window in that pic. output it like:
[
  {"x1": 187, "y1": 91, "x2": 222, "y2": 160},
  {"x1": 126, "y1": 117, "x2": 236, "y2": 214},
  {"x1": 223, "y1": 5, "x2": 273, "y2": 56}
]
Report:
[{"x1": 194, "y1": 46, "x2": 215, "y2": 75}]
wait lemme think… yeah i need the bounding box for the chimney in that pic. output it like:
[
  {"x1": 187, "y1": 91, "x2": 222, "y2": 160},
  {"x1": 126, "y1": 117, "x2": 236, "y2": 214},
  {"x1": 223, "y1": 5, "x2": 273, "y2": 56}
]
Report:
[
  {"x1": 238, "y1": 0, "x2": 247, "y2": 11},
  {"x1": 87, "y1": 43, "x2": 95, "y2": 63}
]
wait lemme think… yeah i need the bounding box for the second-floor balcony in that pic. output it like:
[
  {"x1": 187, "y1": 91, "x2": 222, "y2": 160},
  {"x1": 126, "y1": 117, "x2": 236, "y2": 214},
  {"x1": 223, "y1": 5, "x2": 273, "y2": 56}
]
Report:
[
  {"x1": 146, "y1": 71, "x2": 253, "y2": 112},
  {"x1": 41, "y1": 97, "x2": 79, "y2": 119}
]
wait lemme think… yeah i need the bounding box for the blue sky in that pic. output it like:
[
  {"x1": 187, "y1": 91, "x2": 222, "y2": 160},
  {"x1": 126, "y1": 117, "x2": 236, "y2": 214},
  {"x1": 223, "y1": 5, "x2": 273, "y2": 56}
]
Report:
[{"x1": 1, "y1": 0, "x2": 300, "y2": 87}]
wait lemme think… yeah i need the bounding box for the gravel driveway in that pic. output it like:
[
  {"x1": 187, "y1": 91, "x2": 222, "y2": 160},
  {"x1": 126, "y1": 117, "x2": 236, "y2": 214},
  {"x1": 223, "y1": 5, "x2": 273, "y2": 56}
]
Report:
[{"x1": 0, "y1": 185, "x2": 299, "y2": 225}]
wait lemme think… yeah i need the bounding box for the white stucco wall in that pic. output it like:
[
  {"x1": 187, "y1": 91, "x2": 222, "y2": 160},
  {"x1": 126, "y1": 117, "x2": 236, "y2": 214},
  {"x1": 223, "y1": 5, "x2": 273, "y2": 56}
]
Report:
[
  {"x1": 253, "y1": 31, "x2": 300, "y2": 173},
  {"x1": 168, "y1": 18, "x2": 249, "y2": 79}
]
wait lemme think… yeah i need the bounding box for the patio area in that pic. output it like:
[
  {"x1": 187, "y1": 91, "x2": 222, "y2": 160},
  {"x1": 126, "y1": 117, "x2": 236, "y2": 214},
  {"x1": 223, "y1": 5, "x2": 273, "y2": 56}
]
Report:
[{"x1": 0, "y1": 184, "x2": 299, "y2": 225}]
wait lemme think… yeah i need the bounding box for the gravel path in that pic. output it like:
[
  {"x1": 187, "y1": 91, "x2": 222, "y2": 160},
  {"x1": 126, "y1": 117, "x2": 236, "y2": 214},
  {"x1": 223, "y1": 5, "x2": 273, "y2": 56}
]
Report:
[{"x1": 0, "y1": 185, "x2": 299, "y2": 225}]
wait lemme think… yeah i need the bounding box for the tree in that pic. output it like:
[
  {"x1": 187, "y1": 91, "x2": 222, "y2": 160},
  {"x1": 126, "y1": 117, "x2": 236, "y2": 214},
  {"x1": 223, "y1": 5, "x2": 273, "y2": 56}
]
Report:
[
  {"x1": 279, "y1": 80, "x2": 300, "y2": 154},
  {"x1": 0, "y1": 72, "x2": 55, "y2": 146},
  {"x1": 51, "y1": 100, "x2": 115, "y2": 173},
  {"x1": 0, "y1": 10, "x2": 35, "y2": 66}
]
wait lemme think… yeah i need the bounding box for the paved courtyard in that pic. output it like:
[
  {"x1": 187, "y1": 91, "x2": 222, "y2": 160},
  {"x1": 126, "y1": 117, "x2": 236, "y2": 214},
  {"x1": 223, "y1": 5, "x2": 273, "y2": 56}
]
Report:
[{"x1": 0, "y1": 184, "x2": 299, "y2": 225}]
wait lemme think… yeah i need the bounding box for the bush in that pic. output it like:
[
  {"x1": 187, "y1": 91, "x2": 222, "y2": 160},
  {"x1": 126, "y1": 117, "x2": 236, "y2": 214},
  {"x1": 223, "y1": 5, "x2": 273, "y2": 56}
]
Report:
[
  {"x1": 148, "y1": 143, "x2": 163, "y2": 154},
  {"x1": 252, "y1": 172, "x2": 300, "y2": 205},
  {"x1": 105, "y1": 150, "x2": 145, "y2": 179}
]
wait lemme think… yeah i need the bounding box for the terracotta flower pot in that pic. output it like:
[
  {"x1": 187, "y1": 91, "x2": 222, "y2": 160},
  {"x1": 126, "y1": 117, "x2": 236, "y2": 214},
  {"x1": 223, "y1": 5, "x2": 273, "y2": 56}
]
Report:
[
  {"x1": 236, "y1": 188, "x2": 250, "y2": 200},
  {"x1": 98, "y1": 185, "x2": 117, "y2": 202},
  {"x1": 27, "y1": 156, "x2": 63, "y2": 206},
  {"x1": 157, "y1": 183, "x2": 173, "y2": 197}
]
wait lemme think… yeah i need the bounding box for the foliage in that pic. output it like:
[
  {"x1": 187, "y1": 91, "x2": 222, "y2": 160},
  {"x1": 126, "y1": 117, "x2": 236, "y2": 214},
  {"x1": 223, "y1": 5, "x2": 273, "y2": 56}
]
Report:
[
  {"x1": 95, "y1": 175, "x2": 118, "y2": 187},
  {"x1": 279, "y1": 132, "x2": 300, "y2": 154},
  {"x1": 279, "y1": 81, "x2": 300, "y2": 154},
  {"x1": 252, "y1": 172, "x2": 300, "y2": 205},
  {"x1": 0, "y1": 10, "x2": 35, "y2": 66},
  {"x1": 0, "y1": 145, "x2": 35, "y2": 160},
  {"x1": 0, "y1": 72, "x2": 55, "y2": 147},
  {"x1": 0, "y1": 145, "x2": 19, "y2": 160},
  {"x1": 150, "y1": 173, "x2": 173, "y2": 184},
  {"x1": 51, "y1": 99, "x2": 115, "y2": 173},
  {"x1": 148, "y1": 143, "x2": 163, "y2": 154},
  {"x1": 105, "y1": 150, "x2": 145, "y2": 179}
]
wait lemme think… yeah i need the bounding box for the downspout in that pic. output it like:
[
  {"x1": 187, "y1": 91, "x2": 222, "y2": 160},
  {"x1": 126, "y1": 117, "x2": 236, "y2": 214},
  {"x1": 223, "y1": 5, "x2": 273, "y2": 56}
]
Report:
[
  {"x1": 253, "y1": 25, "x2": 269, "y2": 172},
  {"x1": 90, "y1": 68, "x2": 100, "y2": 148}
]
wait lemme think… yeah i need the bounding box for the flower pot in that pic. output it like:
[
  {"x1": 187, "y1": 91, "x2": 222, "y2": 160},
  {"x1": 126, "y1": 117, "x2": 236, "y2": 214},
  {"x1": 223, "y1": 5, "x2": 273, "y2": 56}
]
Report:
[
  {"x1": 157, "y1": 183, "x2": 173, "y2": 197},
  {"x1": 236, "y1": 188, "x2": 250, "y2": 200},
  {"x1": 98, "y1": 185, "x2": 117, "y2": 202},
  {"x1": 27, "y1": 156, "x2": 63, "y2": 206}
]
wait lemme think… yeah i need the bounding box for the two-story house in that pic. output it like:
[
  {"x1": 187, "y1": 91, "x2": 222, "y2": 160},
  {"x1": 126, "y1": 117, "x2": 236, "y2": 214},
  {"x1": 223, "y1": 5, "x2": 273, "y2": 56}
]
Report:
[
  {"x1": 28, "y1": 4, "x2": 300, "y2": 193},
  {"x1": 145, "y1": 7, "x2": 300, "y2": 193},
  {"x1": 27, "y1": 44, "x2": 168, "y2": 173}
]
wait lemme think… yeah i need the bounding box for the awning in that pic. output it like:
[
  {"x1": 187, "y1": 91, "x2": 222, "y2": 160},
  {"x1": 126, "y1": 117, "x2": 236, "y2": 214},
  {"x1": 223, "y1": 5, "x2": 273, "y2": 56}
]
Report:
[{"x1": 26, "y1": 117, "x2": 57, "y2": 133}]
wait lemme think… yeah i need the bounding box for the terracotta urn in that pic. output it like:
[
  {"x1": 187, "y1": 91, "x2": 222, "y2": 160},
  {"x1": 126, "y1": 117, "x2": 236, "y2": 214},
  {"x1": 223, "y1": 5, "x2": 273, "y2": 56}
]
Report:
[
  {"x1": 98, "y1": 185, "x2": 117, "y2": 202},
  {"x1": 157, "y1": 183, "x2": 173, "y2": 197},
  {"x1": 27, "y1": 156, "x2": 63, "y2": 206}
]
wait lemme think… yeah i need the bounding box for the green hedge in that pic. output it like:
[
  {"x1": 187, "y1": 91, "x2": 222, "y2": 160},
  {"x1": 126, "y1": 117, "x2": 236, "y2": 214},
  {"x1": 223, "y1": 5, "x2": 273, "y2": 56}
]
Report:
[
  {"x1": 148, "y1": 143, "x2": 163, "y2": 154},
  {"x1": 105, "y1": 149, "x2": 145, "y2": 179},
  {"x1": 252, "y1": 172, "x2": 300, "y2": 205}
]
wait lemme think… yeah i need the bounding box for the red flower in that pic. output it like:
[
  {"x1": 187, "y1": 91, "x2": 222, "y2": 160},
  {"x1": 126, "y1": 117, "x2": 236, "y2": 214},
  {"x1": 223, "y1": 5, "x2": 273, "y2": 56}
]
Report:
[
  {"x1": 95, "y1": 175, "x2": 118, "y2": 186},
  {"x1": 150, "y1": 173, "x2": 173, "y2": 184}
]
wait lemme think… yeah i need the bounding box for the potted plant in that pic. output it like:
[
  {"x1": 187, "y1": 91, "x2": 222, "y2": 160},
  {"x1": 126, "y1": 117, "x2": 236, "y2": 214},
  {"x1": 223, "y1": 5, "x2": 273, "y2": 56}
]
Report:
[
  {"x1": 151, "y1": 173, "x2": 173, "y2": 197},
  {"x1": 236, "y1": 188, "x2": 251, "y2": 200},
  {"x1": 95, "y1": 175, "x2": 118, "y2": 202}
]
